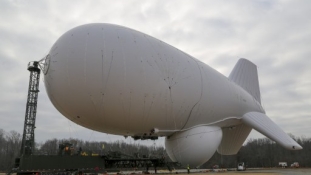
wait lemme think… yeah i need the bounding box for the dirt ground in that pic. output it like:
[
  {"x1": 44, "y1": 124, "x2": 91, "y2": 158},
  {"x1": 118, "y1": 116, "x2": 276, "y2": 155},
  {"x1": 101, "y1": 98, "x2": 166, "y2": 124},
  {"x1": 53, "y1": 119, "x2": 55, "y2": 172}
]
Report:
[{"x1": 187, "y1": 173, "x2": 279, "y2": 175}]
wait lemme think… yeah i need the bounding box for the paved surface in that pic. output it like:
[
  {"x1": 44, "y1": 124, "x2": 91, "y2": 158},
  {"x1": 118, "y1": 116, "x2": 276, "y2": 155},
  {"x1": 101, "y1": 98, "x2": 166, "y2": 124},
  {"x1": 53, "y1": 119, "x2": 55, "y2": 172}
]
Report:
[
  {"x1": 116, "y1": 168, "x2": 311, "y2": 175},
  {"x1": 2, "y1": 168, "x2": 311, "y2": 175},
  {"x1": 234, "y1": 168, "x2": 311, "y2": 175},
  {"x1": 169, "y1": 168, "x2": 311, "y2": 175}
]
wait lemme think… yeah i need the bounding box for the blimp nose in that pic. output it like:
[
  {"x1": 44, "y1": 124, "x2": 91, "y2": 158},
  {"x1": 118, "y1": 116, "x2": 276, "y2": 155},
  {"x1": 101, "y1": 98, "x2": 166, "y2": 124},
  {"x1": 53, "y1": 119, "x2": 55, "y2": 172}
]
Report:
[
  {"x1": 43, "y1": 24, "x2": 153, "y2": 134},
  {"x1": 44, "y1": 23, "x2": 203, "y2": 136}
]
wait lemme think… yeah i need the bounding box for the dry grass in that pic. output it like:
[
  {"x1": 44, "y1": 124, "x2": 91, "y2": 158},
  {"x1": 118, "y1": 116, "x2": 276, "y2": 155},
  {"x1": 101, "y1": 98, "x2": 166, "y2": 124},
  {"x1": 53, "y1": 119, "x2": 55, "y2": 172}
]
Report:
[{"x1": 0, "y1": 172, "x2": 281, "y2": 175}]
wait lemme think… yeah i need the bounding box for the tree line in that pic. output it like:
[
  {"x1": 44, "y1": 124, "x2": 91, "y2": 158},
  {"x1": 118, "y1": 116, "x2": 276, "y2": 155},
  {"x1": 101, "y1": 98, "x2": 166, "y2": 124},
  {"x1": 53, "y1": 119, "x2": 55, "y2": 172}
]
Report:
[
  {"x1": 203, "y1": 135, "x2": 311, "y2": 168},
  {"x1": 0, "y1": 129, "x2": 21, "y2": 172},
  {"x1": 0, "y1": 128, "x2": 310, "y2": 171}
]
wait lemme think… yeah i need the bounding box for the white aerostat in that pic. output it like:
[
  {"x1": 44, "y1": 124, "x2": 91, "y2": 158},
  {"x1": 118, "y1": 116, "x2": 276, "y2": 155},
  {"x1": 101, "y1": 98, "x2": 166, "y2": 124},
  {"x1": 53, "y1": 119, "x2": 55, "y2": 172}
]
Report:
[{"x1": 43, "y1": 23, "x2": 302, "y2": 167}]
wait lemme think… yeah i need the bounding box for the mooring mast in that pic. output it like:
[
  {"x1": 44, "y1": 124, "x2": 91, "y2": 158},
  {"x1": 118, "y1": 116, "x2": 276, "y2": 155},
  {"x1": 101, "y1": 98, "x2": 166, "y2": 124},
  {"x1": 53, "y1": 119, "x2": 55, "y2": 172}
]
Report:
[{"x1": 20, "y1": 61, "x2": 41, "y2": 156}]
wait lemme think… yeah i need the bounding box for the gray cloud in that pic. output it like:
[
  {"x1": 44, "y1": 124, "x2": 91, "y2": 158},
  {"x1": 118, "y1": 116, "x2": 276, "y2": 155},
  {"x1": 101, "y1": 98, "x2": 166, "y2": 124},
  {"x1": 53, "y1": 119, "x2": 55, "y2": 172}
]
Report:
[{"x1": 0, "y1": 0, "x2": 310, "y2": 146}]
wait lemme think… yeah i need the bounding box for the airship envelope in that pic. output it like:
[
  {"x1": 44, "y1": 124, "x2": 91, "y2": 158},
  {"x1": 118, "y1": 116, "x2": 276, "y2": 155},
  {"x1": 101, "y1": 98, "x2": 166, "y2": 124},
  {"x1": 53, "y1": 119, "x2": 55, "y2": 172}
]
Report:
[{"x1": 43, "y1": 23, "x2": 302, "y2": 167}]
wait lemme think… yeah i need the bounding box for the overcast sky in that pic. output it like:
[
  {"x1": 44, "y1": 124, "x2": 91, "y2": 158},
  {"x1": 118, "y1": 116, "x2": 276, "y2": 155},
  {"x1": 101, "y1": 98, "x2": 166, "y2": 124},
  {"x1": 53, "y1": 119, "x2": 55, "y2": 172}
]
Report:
[{"x1": 0, "y1": 0, "x2": 310, "y2": 147}]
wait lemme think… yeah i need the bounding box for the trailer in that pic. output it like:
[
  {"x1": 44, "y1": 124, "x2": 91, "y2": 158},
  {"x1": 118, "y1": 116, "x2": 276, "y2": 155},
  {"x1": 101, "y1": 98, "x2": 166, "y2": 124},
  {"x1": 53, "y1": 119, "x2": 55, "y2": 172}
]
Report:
[{"x1": 13, "y1": 151, "x2": 172, "y2": 175}]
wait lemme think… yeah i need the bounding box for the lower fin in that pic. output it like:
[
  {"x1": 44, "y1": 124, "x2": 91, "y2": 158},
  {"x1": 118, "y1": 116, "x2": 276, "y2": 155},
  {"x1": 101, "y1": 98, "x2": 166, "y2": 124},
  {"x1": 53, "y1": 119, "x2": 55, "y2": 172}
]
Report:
[
  {"x1": 218, "y1": 123, "x2": 252, "y2": 155},
  {"x1": 242, "y1": 112, "x2": 302, "y2": 150}
]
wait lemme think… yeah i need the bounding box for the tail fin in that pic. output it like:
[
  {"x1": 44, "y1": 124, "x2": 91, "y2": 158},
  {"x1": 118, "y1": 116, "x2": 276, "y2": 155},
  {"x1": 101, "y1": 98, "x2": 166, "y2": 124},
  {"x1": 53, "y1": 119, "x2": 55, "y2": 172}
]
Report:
[
  {"x1": 242, "y1": 112, "x2": 302, "y2": 150},
  {"x1": 229, "y1": 58, "x2": 261, "y2": 104}
]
